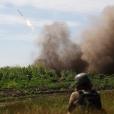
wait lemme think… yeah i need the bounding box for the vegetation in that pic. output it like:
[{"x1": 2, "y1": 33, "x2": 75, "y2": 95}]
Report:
[
  {"x1": 0, "y1": 65, "x2": 114, "y2": 94},
  {"x1": 0, "y1": 91, "x2": 114, "y2": 114},
  {"x1": 0, "y1": 65, "x2": 114, "y2": 114}
]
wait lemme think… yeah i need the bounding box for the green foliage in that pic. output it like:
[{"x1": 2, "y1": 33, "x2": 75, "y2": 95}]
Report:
[
  {"x1": 0, "y1": 65, "x2": 114, "y2": 90},
  {"x1": 90, "y1": 74, "x2": 114, "y2": 90}
]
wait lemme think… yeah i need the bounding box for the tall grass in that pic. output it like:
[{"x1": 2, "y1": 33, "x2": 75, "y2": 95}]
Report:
[{"x1": 0, "y1": 91, "x2": 114, "y2": 114}]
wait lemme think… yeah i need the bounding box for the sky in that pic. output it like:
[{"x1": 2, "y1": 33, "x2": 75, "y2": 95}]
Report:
[{"x1": 0, "y1": 0, "x2": 114, "y2": 67}]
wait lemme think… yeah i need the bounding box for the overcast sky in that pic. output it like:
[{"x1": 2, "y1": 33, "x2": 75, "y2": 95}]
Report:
[{"x1": 0, "y1": 0, "x2": 114, "y2": 67}]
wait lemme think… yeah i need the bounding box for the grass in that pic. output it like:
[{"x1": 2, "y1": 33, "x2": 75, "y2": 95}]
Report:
[
  {"x1": 0, "y1": 91, "x2": 114, "y2": 114},
  {"x1": 0, "y1": 66, "x2": 114, "y2": 90}
]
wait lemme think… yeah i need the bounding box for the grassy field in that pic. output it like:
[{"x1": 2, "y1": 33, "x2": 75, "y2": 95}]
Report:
[
  {"x1": 0, "y1": 66, "x2": 114, "y2": 92},
  {"x1": 0, "y1": 91, "x2": 114, "y2": 114}
]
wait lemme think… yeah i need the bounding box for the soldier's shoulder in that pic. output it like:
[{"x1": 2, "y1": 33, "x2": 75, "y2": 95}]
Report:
[
  {"x1": 69, "y1": 91, "x2": 80, "y2": 104},
  {"x1": 70, "y1": 91, "x2": 79, "y2": 98}
]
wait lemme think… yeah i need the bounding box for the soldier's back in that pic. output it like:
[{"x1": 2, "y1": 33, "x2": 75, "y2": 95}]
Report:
[{"x1": 73, "y1": 90, "x2": 107, "y2": 114}]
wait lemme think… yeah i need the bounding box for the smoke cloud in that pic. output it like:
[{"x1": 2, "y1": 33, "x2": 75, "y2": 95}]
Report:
[
  {"x1": 34, "y1": 6, "x2": 114, "y2": 74},
  {"x1": 34, "y1": 22, "x2": 87, "y2": 72},
  {"x1": 81, "y1": 6, "x2": 114, "y2": 73}
]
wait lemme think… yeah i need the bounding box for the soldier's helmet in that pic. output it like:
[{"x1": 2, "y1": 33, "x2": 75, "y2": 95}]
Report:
[{"x1": 75, "y1": 73, "x2": 92, "y2": 90}]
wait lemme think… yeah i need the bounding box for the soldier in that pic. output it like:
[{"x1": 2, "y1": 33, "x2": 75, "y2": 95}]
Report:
[{"x1": 67, "y1": 73, "x2": 106, "y2": 114}]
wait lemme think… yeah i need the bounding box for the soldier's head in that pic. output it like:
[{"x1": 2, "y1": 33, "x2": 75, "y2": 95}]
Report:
[{"x1": 75, "y1": 73, "x2": 92, "y2": 90}]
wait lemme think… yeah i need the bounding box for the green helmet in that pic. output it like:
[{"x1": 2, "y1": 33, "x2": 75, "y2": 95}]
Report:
[{"x1": 75, "y1": 73, "x2": 92, "y2": 89}]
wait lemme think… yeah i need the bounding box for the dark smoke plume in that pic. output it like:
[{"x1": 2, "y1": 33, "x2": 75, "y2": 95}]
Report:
[
  {"x1": 34, "y1": 6, "x2": 114, "y2": 74},
  {"x1": 34, "y1": 22, "x2": 87, "y2": 72}
]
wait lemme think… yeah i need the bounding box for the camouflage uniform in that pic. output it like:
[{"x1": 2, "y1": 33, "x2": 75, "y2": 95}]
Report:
[
  {"x1": 68, "y1": 91, "x2": 79, "y2": 113},
  {"x1": 67, "y1": 73, "x2": 107, "y2": 114}
]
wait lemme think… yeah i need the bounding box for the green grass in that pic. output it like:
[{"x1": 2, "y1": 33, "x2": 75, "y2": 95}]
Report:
[{"x1": 0, "y1": 65, "x2": 114, "y2": 91}]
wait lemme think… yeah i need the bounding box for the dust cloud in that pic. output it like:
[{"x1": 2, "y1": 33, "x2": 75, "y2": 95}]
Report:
[{"x1": 34, "y1": 6, "x2": 114, "y2": 74}]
